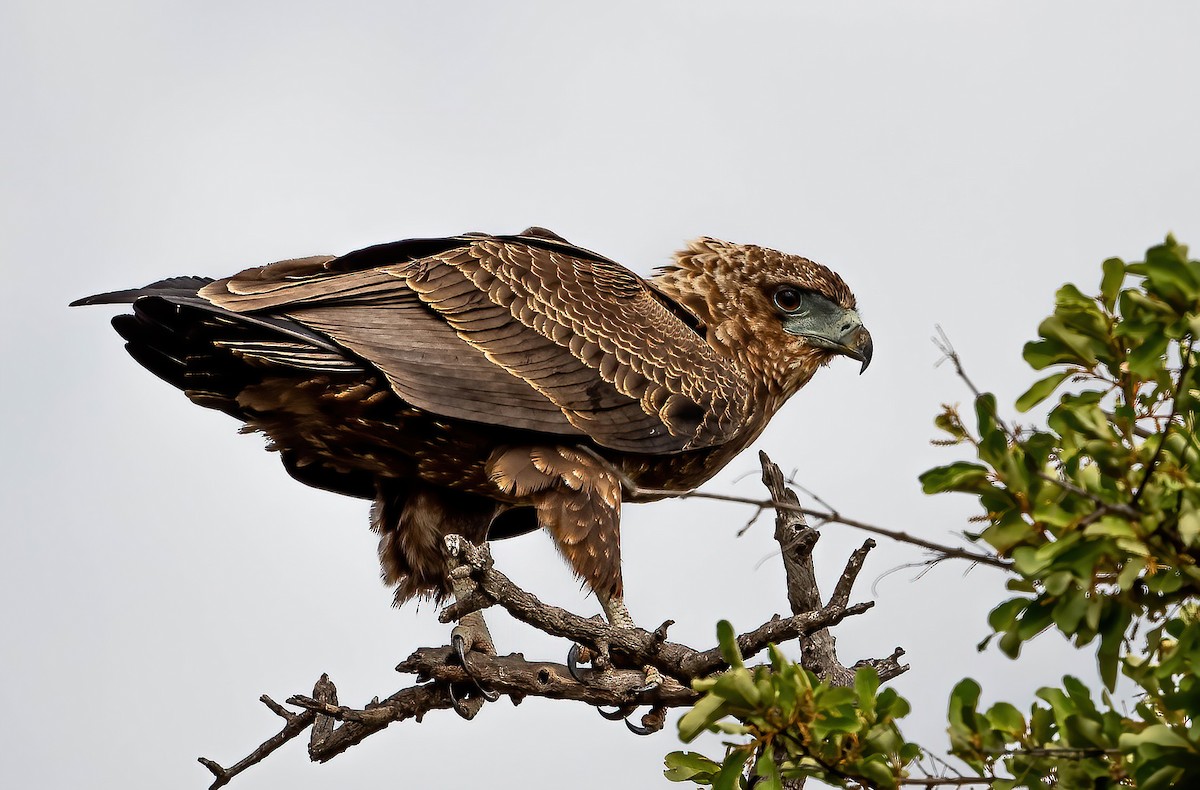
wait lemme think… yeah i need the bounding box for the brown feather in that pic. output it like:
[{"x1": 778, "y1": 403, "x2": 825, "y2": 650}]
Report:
[{"x1": 74, "y1": 229, "x2": 868, "y2": 608}]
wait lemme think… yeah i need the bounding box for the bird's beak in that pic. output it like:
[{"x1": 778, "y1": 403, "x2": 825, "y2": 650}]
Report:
[
  {"x1": 841, "y1": 324, "x2": 873, "y2": 374},
  {"x1": 783, "y1": 307, "x2": 873, "y2": 373}
]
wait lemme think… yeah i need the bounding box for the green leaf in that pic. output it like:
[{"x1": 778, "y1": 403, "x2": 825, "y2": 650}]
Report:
[
  {"x1": 1127, "y1": 333, "x2": 1171, "y2": 378},
  {"x1": 1052, "y1": 592, "x2": 1089, "y2": 635},
  {"x1": 855, "y1": 665, "x2": 880, "y2": 703},
  {"x1": 714, "y1": 750, "x2": 748, "y2": 790},
  {"x1": 998, "y1": 629, "x2": 1023, "y2": 658},
  {"x1": 1117, "y1": 557, "x2": 1145, "y2": 591},
  {"x1": 1082, "y1": 517, "x2": 1137, "y2": 539},
  {"x1": 713, "y1": 668, "x2": 760, "y2": 708},
  {"x1": 975, "y1": 392, "x2": 1000, "y2": 437},
  {"x1": 948, "y1": 678, "x2": 981, "y2": 731},
  {"x1": 1097, "y1": 607, "x2": 1132, "y2": 691},
  {"x1": 1140, "y1": 765, "x2": 1187, "y2": 790},
  {"x1": 1120, "y1": 724, "x2": 1192, "y2": 750},
  {"x1": 985, "y1": 701, "x2": 1026, "y2": 734},
  {"x1": 664, "y1": 752, "x2": 722, "y2": 782},
  {"x1": 1024, "y1": 338, "x2": 1074, "y2": 370},
  {"x1": 1016, "y1": 371, "x2": 1073, "y2": 412},
  {"x1": 716, "y1": 620, "x2": 743, "y2": 670},
  {"x1": 752, "y1": 749, "x2": 782, "y2": 790},
  {"x1": 678, "y1": 693, "x2": 731, "y2": 742},
  {"x1": 1056, "y1": 282, "x2": 1100, "y2": 311},
  {"x1": 988, "y1": 597, "x2": 1029, "y2": 632},
  {"x1": 855, "y1": 757, "x2": 898, "y2": 789},
  {"x1": 1145, "y1": 237, "x2": 1199, "y2": 308},
  {"x1": 920, "y1": 462, "x2": 991, "y2": 494},
  {"x1": 1037, "y1": 315, "x2": 1101, "y2": 366},
  {"x1": 981, "y1": 518, "x2": 1037, "y2": 554},
  {"x1": 1179, "y1": 496, "x2": 1200, "y2": 547},
  {"x1": 1100, "y1": 257, "x2": 1125, "y2": 310}
]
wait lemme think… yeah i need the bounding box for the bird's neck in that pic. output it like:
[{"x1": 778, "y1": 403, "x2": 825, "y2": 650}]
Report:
[{"x1": 651, "y1": 268, "x2": 825, "y2": 406}]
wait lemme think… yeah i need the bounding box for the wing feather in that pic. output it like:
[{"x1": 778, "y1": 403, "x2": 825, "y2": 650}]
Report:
[{"x1": 200, "y1": 234, "x2": 749, "y2": 453}]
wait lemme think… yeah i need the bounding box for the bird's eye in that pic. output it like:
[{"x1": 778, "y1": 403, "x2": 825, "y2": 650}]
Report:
[{"x1": 772, "y1": 286, "x2": 804, "y2": 313}]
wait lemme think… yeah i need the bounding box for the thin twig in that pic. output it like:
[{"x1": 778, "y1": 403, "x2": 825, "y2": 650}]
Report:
[
  {"x1": 579, "y1": 445, "x2": 1008, "y2": 569},
  {"x1": 933, "y1": 326, "x2": 983, "y2": 401},
  {"x1": 1133, "y1": 337, "x2": 1193, "y2": 504},
  {"x1": 642, "y1": 487, "x2": 1010, "y2": 569},
  {"x1": 198, "y1": 707, "x2": 318, "y2": 789},
  {"x1": 1036, "y1": 473, "x2": 1141, "y2": 519}
]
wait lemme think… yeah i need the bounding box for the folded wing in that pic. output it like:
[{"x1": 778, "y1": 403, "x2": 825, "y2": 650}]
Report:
[{"x1": 199, "y1": 233, "x2": 749, "y2": 454}]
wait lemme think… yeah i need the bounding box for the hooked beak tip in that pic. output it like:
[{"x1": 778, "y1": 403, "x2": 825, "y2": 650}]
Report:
[{"x1": 849, "y1": 327, "x2": 873, "y2": 375}]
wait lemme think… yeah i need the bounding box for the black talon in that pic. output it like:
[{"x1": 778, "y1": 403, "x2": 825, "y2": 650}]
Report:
[
  {"x1": 567, "y1": 644, "x2": 587, "y2": 683},
  {"x1": 626, "y1": 706, "x2": 666, "y2": 736},
  {"x1": 625, "y1": 716, "x2": 656, "y2": 736},
  {"x1": 597, "y1": 704, "x2": 637, "y2": 721},
  {"x1": 452, "y1": 634, "x2": 500, "y2": 703},
  {"x1": 452, "y1": 632, "x2": 472, "y2": 664},
  {"x1": 448, "y1": 682, "x2": 476, "y2": 719}
]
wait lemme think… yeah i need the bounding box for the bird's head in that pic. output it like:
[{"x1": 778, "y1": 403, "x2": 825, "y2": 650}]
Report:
[{"x1": 652, "y1": 238, "x2": 872, "y2": 396}]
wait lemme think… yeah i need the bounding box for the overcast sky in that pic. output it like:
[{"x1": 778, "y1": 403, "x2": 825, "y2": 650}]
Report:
[{"x1": 5, "y1": 2, "x2": 1200, "y2": 788}]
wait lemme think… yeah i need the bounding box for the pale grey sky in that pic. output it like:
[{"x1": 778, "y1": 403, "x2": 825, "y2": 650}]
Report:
[{"x1": 4, "y1": 2, "x2": 1200, "y2": 788}]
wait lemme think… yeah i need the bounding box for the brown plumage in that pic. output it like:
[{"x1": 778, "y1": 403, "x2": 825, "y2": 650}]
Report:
[{"x1": 72, "y1": 228, "x2": 871, "y2": 623}]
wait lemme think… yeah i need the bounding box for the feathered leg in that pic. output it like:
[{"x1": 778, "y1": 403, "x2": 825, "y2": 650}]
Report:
[
  {"x1": 374, "y1": 481, "x2": 501, "y2": 716},
  {"x1": 487, "y1": 446, "x2": 662, "y2": 723}
]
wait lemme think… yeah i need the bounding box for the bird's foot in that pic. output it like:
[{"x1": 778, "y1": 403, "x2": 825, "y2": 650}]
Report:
[
  {"x1": 566, "y1": 642, "x2": 601, "y2": 682},
  {"x1": 595, "y1": 700, "x2": 666, "y2": 735},
  {"x1": 448, "y1": 613, "x2": 499, "y2": 718},
  {"x1": 565, "y1": 594, "x2": 666, "y2": 733},
  {"x1": 624, "y1": 705, "x2": 667, "y2": 736},
  {"x1": 594, "y1": 591, "x2": 663, "y2": 692},
  {"x1": 631, "y1": 664, "x2": 662, "y2": 694}
]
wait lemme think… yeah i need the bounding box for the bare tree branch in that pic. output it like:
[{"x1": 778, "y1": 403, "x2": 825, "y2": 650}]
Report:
[
  {"x1": 755, "y1": 452, "x2": 909, "y2": 790},
  {"x1": 195, "y1": 452, "x2": 908, "y2": 787},
  {"x1": 198, "y1": 691, "x2": 319, "y2": 789},
  {"x1": 760, "y1": 451, "x2": 908, "y2": 687}
]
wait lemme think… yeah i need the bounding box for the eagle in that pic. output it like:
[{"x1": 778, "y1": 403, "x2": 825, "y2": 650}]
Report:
[{"x1": 73, "y1": 228, "x2": 870, "y2": 700}]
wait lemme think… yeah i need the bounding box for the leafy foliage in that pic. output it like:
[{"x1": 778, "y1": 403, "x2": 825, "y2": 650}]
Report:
[
  {"x1": 923, "y1": 236, "x2": 1200, "y2": 787},
  {"x1": 668, "y1": 237, "x2": 1200, "y2": 788},
  {"x1": 664, "y1": 621, "x2": 919, "y2": 789}
]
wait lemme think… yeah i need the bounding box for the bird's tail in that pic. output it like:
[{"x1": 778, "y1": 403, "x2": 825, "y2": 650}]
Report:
[{"x1": 71, "y1": 277, "x2": 359, "y2": 419}]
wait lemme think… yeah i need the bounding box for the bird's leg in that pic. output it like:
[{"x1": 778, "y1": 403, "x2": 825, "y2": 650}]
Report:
[
  {"x1": 449, "y1": 568, "x2": 496, "y2": 656},
  {"x1": 497, "y1": 448, "x2": 660, "y2": 720},
  {"x1": 598, "y1": 590, "x2": 635, "y2": 629},
  {"x1": 568, "y1": 590, "x2": 662, "y2": 734},
  {"x1": 446, "y1": 557, "x2": 499, "y2": 716},
  {"x1": 598, "y1": 591, "x2": 662, "y2": 694},
  {"x1": 566, "y1": 591, "x2": 627, "y2": 682}
]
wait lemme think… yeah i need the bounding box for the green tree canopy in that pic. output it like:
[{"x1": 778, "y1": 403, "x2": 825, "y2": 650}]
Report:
[{"x1": 666, "y1": 236, "x2": 1200, "y2": 789}]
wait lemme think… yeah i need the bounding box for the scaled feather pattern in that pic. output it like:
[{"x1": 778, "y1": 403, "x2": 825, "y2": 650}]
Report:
[{"x1": 73, "y1": 228, "x2": 872, "y2": 607}]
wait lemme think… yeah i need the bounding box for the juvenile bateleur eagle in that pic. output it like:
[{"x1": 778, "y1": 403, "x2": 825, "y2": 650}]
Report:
[{"x1": 72, "y1": 228, "x2": 871, "y2": 699}]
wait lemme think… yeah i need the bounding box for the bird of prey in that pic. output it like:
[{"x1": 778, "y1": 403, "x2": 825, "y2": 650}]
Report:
[{"x1": 72, "y1": 227, "x2": 870, "y2": 705}]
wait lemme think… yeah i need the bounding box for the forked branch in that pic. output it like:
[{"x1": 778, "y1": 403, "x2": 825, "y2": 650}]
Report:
[{"x1": 197, "y1": 453, "x2": 909, "y2": 788}]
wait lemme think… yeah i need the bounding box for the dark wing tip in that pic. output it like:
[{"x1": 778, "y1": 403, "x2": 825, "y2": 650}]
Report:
[
  {"x1": 69, "y1": 276, "x2": 215, "y2": 308},
  {"x1": 70, "y1": 289, "x2": 145, "y2": 307}
]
